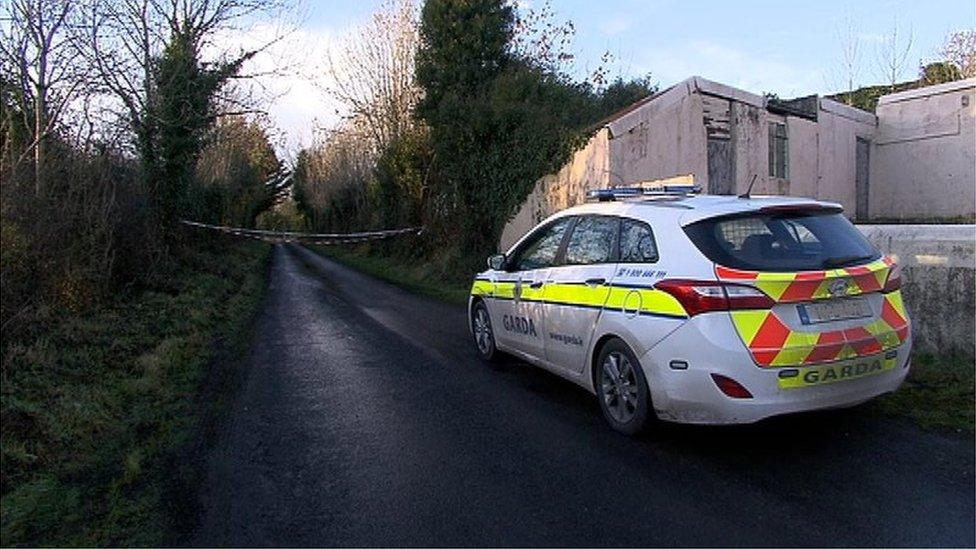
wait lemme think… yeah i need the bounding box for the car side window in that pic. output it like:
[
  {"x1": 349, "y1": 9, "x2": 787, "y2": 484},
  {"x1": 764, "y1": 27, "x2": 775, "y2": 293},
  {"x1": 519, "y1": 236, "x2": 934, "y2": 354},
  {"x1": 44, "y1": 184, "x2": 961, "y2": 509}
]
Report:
[
  {"x1": 564, "y1": 216, "x2": 619, "y2": 265},
  {"x1": 510, "y1": 217, "x2": 573, "y2": 271},
  {"x1": 619, "y1": 218, "x2": 659, "y2": 263}
]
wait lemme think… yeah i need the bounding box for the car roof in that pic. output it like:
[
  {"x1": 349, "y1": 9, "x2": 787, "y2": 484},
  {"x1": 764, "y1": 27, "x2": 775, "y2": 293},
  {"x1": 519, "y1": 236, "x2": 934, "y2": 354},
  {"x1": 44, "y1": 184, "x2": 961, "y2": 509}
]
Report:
[{"x1": 552, "y1": 194, "x2": 844, "y2": 227}]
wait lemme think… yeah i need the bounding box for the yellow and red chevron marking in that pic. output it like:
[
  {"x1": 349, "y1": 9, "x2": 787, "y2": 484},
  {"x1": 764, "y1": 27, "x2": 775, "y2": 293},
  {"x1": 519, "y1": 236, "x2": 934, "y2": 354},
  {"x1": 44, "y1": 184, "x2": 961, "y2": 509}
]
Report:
[
  {"x1": 715, "y1": 257, "x2": 893, "y2": 303},
  {"x1": 729, "y1": 290, "x2": 910, "y2": 367}
]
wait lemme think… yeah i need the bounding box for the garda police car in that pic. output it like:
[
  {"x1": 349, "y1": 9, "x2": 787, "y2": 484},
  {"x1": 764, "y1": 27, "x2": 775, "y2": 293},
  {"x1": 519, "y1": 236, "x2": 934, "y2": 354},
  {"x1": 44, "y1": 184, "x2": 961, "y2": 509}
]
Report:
[{"x1": 468, "y1": 185, "x2": 911, "y2": 434}]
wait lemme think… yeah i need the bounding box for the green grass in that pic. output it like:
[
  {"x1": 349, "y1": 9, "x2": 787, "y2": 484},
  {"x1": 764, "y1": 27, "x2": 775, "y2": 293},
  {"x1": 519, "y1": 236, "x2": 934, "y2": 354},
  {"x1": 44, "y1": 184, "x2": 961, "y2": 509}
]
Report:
[
  {"x1": 312, "y1": 244, "x2": 471, "y2": 305},
  {"x1": 0, "y1": 238, "x2": 271, "y2": 547},
  {"x1": 870, "y1": 354, "x2": 975, "y2": 433}
]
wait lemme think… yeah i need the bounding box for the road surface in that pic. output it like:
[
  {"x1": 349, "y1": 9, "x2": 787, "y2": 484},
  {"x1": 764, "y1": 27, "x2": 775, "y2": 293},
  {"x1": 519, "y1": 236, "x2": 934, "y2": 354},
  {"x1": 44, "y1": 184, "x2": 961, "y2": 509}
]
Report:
[{"x1": 193, "y1": 244, "x2": 974, "y2": 547}]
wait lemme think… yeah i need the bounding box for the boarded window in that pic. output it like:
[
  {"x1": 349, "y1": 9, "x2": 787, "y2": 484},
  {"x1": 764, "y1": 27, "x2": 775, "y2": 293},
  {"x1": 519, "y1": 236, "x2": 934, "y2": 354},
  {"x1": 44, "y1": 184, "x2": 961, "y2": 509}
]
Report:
[{"x1": 768, "y1": 122, "x2": 789, "y2": 179}]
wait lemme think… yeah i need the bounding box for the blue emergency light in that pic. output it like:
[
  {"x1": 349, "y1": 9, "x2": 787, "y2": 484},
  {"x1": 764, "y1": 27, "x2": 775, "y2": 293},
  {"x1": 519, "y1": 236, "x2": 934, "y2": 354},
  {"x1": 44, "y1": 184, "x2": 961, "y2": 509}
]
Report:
[{"x1": 585, "y1": 184, "x2": 702, "y2": 202}]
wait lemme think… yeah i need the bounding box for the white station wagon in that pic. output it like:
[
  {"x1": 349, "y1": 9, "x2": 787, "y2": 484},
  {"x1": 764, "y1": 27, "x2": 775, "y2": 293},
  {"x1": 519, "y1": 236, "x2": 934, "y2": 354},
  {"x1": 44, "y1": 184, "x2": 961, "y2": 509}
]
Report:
[{"x1": 469, "y1": 186, "x2": 911, "y2": 434}]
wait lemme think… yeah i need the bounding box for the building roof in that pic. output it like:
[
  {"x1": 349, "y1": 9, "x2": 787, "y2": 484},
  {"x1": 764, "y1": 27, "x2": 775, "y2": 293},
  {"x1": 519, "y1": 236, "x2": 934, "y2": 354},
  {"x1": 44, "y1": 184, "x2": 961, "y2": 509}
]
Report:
[
  {"x1": 598, "y1": 75, "x2": 879, "y2": 134},
  {"x1": 877, "y1": 77, "x2": 976, "y2": 106}
]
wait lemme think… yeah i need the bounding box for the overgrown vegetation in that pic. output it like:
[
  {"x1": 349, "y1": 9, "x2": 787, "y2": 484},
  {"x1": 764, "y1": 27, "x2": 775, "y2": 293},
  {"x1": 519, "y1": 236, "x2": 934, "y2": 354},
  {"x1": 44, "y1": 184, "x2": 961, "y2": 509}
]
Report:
[
  {"x1": 825, "y1": 64, "x2": 958, "y2": 112},
  {"x1": 1, "y1": 0, "x2": 287, "y2": 545},
  {"x1": 1, "y1": 238, "x2": 271, "y2": 546},
  {"x1": 1, "y1": 0, "x2": 287, "y2": 338},
  {"x1": 293, "y1": 0, "x2": 655, "y2": 277},
  {"x1": 828, "y1": 29, "x2": 975, "y2": 112}
]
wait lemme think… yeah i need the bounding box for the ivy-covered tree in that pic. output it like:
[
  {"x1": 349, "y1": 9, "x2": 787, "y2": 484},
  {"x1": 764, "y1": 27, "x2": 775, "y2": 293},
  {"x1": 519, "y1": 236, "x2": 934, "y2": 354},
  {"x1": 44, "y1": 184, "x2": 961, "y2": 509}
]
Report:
[
  {"x1": 415, "y1": 0, "x2": 514, "y2": 115},
  {"x1": 150, "y1": 25, "x2": 252, "y2": 229},
  {"x1": 415, "y1": 0, "x2": 653, "y2": 262}
]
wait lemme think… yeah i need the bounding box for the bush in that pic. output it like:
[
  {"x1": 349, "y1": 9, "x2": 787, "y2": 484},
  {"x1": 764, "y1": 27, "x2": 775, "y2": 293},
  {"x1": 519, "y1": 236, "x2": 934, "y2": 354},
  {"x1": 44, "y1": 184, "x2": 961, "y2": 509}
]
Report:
[{"x1": 0, "y1": 140, "x2": 159, "y2": 342}]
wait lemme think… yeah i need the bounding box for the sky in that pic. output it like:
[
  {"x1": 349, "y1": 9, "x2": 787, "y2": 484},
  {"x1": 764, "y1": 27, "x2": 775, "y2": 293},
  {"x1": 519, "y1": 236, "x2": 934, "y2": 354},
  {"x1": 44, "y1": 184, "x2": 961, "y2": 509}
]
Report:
[{"x1": 234, "y1": 0, "x2": 976, "y2": 156}]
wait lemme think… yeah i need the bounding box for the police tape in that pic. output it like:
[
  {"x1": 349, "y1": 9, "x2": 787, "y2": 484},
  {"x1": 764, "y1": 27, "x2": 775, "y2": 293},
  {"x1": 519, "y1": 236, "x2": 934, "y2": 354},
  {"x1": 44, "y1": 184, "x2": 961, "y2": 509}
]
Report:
[{"x1": 180, "y1": 220, "x2": 423, "y2": 245}]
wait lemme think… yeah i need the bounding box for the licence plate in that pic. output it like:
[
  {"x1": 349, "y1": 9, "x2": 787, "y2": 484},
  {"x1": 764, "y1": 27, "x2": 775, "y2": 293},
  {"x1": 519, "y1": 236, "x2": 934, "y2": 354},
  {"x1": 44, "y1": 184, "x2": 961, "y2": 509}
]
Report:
[
  {"x1": 797, "y1": 297, "x2": 871, "y2": 325},
  {"x1": 778, "y1": 356, "x2": 896, "y2": 389}
]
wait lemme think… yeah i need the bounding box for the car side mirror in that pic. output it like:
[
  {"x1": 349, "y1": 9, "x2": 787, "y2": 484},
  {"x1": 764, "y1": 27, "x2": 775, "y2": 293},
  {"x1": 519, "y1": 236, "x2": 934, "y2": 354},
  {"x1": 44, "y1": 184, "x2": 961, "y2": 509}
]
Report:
[{"x1": 487, "y1": 254, "x2": 506, "y2": 271}]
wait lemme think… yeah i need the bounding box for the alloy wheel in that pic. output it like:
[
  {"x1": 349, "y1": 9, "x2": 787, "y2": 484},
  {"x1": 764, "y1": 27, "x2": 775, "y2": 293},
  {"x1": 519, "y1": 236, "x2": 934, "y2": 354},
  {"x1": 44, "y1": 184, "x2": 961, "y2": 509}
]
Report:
[
  {"x1": 473, "y1": 306, "x2": 493, "y2": 356},
  {"x1": 601, "y1": 351, "x2": 640, "y2": 423}
]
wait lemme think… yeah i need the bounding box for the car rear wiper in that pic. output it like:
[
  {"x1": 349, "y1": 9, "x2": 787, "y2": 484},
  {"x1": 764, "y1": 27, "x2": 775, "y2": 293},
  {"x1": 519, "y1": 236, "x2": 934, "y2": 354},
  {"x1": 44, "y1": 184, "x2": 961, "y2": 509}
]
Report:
[{"x1": 822, "y1": 254, "x2": 873, "y2": 268}]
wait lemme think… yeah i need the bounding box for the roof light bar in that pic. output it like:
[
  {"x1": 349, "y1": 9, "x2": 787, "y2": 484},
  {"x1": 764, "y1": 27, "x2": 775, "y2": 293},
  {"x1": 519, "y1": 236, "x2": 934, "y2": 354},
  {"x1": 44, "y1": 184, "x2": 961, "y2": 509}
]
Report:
[{"x1": 585, "y1": 184, "x2": 702, "y2": 202}]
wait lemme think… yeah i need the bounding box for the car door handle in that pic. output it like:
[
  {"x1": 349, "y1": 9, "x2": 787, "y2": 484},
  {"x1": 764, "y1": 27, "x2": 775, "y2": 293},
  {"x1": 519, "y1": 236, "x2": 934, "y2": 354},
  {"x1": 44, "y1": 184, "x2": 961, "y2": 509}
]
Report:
[
  {"x1": 529, "y1": 281, "x2": 544, "y2": 289},
  {"x1": 584, "y1": 277, "x2": 606, "y2": 286}
]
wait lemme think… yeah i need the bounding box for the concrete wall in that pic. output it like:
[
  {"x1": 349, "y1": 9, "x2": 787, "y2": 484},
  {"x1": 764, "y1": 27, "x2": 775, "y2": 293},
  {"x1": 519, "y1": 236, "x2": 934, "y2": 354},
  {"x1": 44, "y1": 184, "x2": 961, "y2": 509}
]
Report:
[
  {"x1": 498, "y1": 128, "x2": 610, "y2": 251},
  {"x1": 786, "y1": 114, "x2": 819, "y2": 198},
  {"x1": 869, "y1": 79, "x2": 976, "y2": 221},
  {"x1": 499, "y1": 77, "x2": 879, "y2": 248},
  {"x1": 858, "y1": 224, "x2": 975, "y2": 357},
  {"x1": 606, "y1": 81, "x2": 708, "y2": 187},
  {"x1": 815, "y1": 99, "x2": 878, "y2": 214},
  {"x1": 605, "y1": 77, "x2": 880, "y2": 210},
  {"x1": 737, "y1": 105, "x2": 785, "y2": 196}
]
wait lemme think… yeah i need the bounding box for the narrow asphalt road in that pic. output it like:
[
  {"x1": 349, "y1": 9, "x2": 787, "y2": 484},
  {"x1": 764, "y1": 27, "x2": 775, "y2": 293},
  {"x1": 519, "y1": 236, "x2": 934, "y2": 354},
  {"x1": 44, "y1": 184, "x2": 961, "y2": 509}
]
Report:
[{"x1": 193, "y1": 244, "x2": 974, "y2": 547}]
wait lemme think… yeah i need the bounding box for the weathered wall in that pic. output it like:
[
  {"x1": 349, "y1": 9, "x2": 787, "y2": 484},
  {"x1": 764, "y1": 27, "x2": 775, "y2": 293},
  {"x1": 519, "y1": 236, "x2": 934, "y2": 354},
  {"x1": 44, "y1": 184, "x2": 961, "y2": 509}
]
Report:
[
  {"x1": 869, "y1": 79, "x2": 976, "y2": 221},
  {"x1": 814, "y1": 99, "x2": 878, "y2": 214},
  {"x1": 498, "y1": 128, "x2": 610, "y2": 251},
  {"x1": 606, "y1": 81, "x2": 708, "y2": 188},
  {"x1": 733, "y1": 102, "x2": 783, "y2": 195},
  {"x1": 786, "y1": 115, "x2": 819, "y2": 198},
  {"x1": 858, "y1": 224, "x2": 975, "y2": 357},
  {"x1": 498, "y1": 76, "x2": 974, "y2": 254}
]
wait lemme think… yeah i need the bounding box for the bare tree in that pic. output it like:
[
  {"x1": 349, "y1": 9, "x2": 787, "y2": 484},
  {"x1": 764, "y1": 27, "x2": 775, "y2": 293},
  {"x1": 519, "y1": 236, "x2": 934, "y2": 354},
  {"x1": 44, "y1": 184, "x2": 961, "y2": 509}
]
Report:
[
  {"x1": 875, "y1": 17, "x2": 915, "y2": 89},
  {"x1": 940, "y1": 29, "x2": 976, "y2": 79},
  {"x1": 511, "y1": 0, "x2": 617, "y2": 90},
  {"x1": 315, "y1": 0, "x2": 421, "y2": 155},
  {"x1": 835, "y1": 14, "x2": 862, "y2": 105},
  {"x1": 0, "y1": 0, "x2": 89, "y2": 195},
  {"x1": 78, "y1": 0, "x2": 286, "y2": 162},
  {"x1": 292, "y1": 116, "x2": 376, "y2": 229},
  {"x1": 512, "y1": 0, "x2": 575, "y2": 74}
]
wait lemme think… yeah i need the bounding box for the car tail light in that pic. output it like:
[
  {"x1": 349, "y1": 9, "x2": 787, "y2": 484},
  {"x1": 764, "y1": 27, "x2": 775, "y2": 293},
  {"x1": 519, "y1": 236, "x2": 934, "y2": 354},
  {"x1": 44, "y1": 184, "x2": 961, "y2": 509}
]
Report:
[
  {"x1": 883, "y1": 263, "x2": 902, "y2": 293},
  {"x1": 655, "y1": 280, "x2": 774, "y2": 316},
  {"x1": 710, "y1": 374, "x2": 753, "y2": 398}
]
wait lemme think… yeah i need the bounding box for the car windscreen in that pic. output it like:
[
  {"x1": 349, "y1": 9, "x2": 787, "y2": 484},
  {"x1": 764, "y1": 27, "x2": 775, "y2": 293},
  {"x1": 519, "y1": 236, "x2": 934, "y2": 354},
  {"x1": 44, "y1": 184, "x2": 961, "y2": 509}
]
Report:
[{"x1": 683, "y1": 209, "x2": 880, "y2": 271}]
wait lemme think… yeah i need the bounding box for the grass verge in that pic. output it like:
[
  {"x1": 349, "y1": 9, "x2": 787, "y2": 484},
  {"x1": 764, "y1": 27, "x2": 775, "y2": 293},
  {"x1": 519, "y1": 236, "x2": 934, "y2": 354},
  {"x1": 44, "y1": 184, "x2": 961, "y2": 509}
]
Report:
[
  {"x1": 0, "y1": 238, "x2": 271, "y2": 546},
  {"x1": 312, "y1": 245, "x2": 974, "y2": 434},
  {"x1": 870, "y1": 353, "x2": 974, "y2": 433},
  {"x1": 312, "y1": 244, "x2": 470, "y2": 305}
]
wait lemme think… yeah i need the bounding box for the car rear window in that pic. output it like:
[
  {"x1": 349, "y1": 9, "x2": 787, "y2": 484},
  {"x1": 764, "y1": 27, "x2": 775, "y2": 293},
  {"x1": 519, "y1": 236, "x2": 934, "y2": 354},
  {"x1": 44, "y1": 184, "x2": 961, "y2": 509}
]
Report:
[{"x1": 683, "y1": 210, "x2": 880, "y2": 271}]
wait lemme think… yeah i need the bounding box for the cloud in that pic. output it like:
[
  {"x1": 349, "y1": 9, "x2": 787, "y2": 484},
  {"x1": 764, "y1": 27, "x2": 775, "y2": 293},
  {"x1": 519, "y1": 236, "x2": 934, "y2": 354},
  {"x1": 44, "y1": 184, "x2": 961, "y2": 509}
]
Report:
[
  {"x1": 634, "y1": 39, "x2": 826, "y2": 98},
  {"x1": 206, "y1": 20, "x2": 347, "y2": 157}
]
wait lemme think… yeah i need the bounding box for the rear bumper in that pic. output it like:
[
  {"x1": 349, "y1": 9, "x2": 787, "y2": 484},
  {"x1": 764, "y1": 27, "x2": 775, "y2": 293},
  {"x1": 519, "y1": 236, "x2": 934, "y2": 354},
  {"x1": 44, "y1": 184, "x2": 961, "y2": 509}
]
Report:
[{"x1": 639, "y1": 313, "x2": 912, "y2": 425}]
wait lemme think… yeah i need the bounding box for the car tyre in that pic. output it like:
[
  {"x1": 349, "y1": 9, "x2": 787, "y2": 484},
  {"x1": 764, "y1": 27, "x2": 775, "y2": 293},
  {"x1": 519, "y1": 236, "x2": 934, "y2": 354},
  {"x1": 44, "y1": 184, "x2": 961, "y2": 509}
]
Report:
[
  {"x1": 596, "y1": 338, "x2": 652, "y2": 435},
  {"x1": 471, "y1": 300, "x2": 500, "y2": 362}
]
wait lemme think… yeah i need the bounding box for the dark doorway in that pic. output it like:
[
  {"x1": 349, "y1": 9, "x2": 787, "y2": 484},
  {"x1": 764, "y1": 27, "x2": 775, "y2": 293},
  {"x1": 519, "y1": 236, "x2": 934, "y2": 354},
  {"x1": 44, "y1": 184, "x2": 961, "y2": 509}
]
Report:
[{"x1": 855, "y1": 138, "x2": 870, "y2": 221}]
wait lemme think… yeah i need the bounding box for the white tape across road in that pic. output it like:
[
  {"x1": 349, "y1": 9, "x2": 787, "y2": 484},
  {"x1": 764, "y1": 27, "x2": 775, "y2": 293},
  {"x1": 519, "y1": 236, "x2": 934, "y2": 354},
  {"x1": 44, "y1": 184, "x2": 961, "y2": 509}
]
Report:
[{"x1": 180, "y1": 220, "x2": 423, "y2": 245}]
